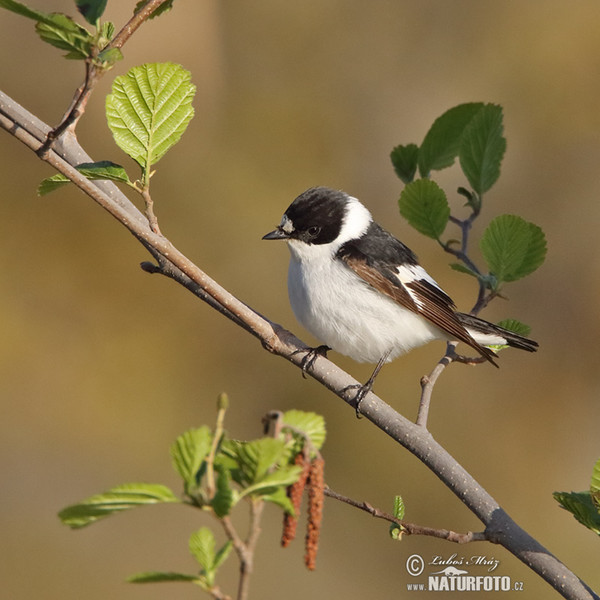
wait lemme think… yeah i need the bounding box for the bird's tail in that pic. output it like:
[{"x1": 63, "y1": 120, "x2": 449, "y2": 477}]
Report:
[{"x1": 456, "y1": 313, "x2": 539, "y2": 353}]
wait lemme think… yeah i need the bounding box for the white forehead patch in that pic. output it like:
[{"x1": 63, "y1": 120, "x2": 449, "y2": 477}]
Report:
[
  {"x1": 279, "y1": 214, "x2": 294, "y2": 234},
  {"x1": 336, "y1": 195, "x2": 372, "y2": 245}
]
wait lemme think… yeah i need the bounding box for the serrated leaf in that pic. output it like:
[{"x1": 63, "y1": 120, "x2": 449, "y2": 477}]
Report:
[
  {"x1": 241, "y1": 465, "x2": 303, "y2": 500},
  {"x1": 35, "y1": 14, "x2": 93, "y2": 59},
  {"x1": 170, "y1": 426, "x2": 213, "y2": 491},
  {"x1": 58, "y1": 483, "x2": 178, "y2": 529},
  {"x1": 134, "y1": 0, "x2": 174, "y2": 19},
  {"x1": 106, "y1": 62, "x2": 195, "y2": 171},
  {"x1": 393, "y1": 495, "x2": 405, "y2": 520},
  {"x1": 76, "y1": 0, "x2": 107, "y2": 24},
  {"x1": 189, "y1": 527, "x2": 216, "y2": 572},
  {"x1": 0, "y1": 0, "x2": 63, "y2": 25},
  {"x1": 211, "y1": 465, "x2": 235, "y2": 517},
  {"x1": 38, "y1": 161, "x2": 131, "y2": 196},
  {"x1": 399, "y1": 179, "x2": 449, "y2": 239},
  {"x1": 553, "y1": 491, "x2": 600, "y2": 535},
  {"x1": 480, "y1": 214, "x2": 547, "y2": 283},
  {"x1": 459, "y1": 104, "x2": 506, "y2": 195},
  {"x1": 235, "y1": 438, "x2": 288, "y2": 485},
  {"x1": 496, "y1": 319, "x2": 531, "y2": 338},
  {"x1": 390, "y1": 143, "x2": 419, "y2": 184},
  {"x1": 418, "y1": 103, "x2": 485, "y2": 177},
  {"x1": 128, "y1": 571, "x2": 201, "y2": 584},
  {"x1": 281, "y1": 410, "x2": 326, "y2": 455},
  {"x1": 261, "y1": 485, "x2": 296, "y2": 514}
]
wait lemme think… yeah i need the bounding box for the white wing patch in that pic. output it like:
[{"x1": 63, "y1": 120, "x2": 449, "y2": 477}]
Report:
[{"x1": 395, "y1": 264, "x2": 445, "y2": 308}]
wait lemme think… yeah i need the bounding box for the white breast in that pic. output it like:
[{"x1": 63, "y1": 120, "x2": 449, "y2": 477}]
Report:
[{"x1": 286, "y1": 240, "x2": 443, "y2": 364}]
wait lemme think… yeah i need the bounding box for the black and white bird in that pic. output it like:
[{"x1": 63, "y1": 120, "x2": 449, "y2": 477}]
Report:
[{"x1": 263, "y1": 187, "x2": 537, "y2": 403}]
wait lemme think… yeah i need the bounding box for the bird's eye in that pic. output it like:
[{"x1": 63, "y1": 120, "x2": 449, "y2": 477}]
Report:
[{"x1": 307, "y1": 226, "x2": 321, "y2": 238}]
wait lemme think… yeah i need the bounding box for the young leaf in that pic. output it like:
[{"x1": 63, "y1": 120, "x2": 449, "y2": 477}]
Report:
[
  {"x1": 418, "y1": 102, "x2": 484, "y2": 177},
  {"x1": 35, "y1": 14, "x2": 93, "y2": 59},
  {"x1": 189, "y1": 527, "x2": 216, "y2": 572},
  {"x1": 211, "y1": 465, "x2": 235, "y2": 517},
  {"x1": 0, "y1": 0, "x2": 67, "y2": 25},
  {"x1": 128, "y1": 571, "x2": 201, "y2": 584},
  {"x1": 240, "y1": 465, "x2": 303, "y2": 500},
  {"x1": 58, "y1": 483, "x2": 178, "y2": 529},
  {"x1": 134, "y1": 0, "x2": 174, "y2": 19},
  {"x1": 281, "y1": 410, "x2": 327, "y2": 454},
  {"x1": 170, "y1": 426, "x2": 213, "y2": 491},
  {"x1": 38, "y1": 161, "x2": 131, "y2": 196},
  {"x1": 76, "y1": 0, "x2": 107, "y2": 24},
  {"x1": 399, "y1": 178, "x2": 449, "y2": 239},
  {"x1": 449, "y1": 263, "x2": 479, "y2": 278},
  {"x1": 553, "y1": 491, "x2": 600, "y2": 535},
  {"x1": 390, "y1": 143, "x2": 419, "y2": 184},
  {"x1": 393, "y1": 495, "x2": 405, "y2": 520},
  {"x1": 235, "y1": 438, "x2": 288, "y2": 485},
  {"x1": 105, "y1": 62, "x2": 196, "y2": 172},
  {"x1": 496, "y1": 319, "x2": 531, "y2": 338},
  {"x1": 459, "y1": 104, "x2": 506, "y2": 195},
  {"x1": 480, "y1": 214, "x2": 546, "y2": 283},
  {"x1": 590, "y1": 458, "x2": 600, "y2": 510},
  {"x1": 261, "y1": 485, "x2": 296, "y2": 514}
]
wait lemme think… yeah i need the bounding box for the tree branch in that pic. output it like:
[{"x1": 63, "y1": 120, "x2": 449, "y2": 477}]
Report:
[
  {"x1": 324, "y1": 486, "x2": 487, "y2": 544},
  {"x1": 0, "y1": 89, "x2": 597, "y2": 600}
]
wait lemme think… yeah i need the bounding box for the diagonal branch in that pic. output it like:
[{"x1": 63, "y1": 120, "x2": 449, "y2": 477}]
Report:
[{"x1": 0, "y1": 89, "x2": 596, "y2": 600}]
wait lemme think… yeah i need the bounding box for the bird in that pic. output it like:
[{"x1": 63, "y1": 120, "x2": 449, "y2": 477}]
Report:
[{"x1": 263, "y1": 186, "x2": 538, "y2": 409}]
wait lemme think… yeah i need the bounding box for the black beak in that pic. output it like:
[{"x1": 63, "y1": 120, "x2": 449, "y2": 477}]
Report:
[{"x1": 262, "y1": 227, "x2": 290, "y2": 240}]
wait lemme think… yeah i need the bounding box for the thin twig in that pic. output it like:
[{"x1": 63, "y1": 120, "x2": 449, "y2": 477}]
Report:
[
  {"x1": 38, "y1": 0, "x2": 173, "y2": 157},
  {"x1": 324, "y1": 486, "x2": 486, "y2": 544}
]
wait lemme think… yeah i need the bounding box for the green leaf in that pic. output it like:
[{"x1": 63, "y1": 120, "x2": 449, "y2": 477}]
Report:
[
  {"x1": 261, "y1": 485, "x2": 296, "y2": 514},
  {"x1": 211, "y1": 465, "x2": 235, "y2": 517},
  {"x1": 189, "y1": 527, "x2": 216, "y2": 572},
  {"x1": 241, "y1": 465, "x2": 303, "y2": 500},
  {"x1": 76, "y1": 0, "x2": 107, "y2": 24},
  {"x1": 496, "y1": 319, "x2": 531, "y2": 338},
  {"x1": 58, "y1": 483, "x2": 178, "y2": 529},
  {"x1": 213, "y1": 539, "x2": 234, "y2": 571},
  {"x1": 0, "y1": 0, "x2": 64, "y2": 25},
  {"x1": 590, "y1": 458, "x2": 600, "y2": 511},
  {"x1": 480, "y1": 214, "x2": 547, "y2": 283},
  {"x1": 106, "y1": 62, "x2": 196, "y2": 171},
  {"x1": 399, "y1": 179, "x2": 449, "y2": 239},
  {"x1": 35, "y1": 14, "x2": 93, "y2": 59},
  {"x1": 418, "y1": 103, "x2": 484, "y2": 177},
  {"x1": 390, "y1": 143, "x2": 419, "y2": 184},
  {"x1": 170, "y1": 426, "x2": 213, "y2": 491},
  {"x1": 281, "y1": 410, "x2": 327, "y2": 455},
  {"x1": 459, "y1": 104, "x2": 506, "y2": 195},
  {"x1": 449, "y1": 262, "x2": 479, "y2": 278},
  {"x1": 128, "y1": 571, "x2": 201, "y2": 584},
  {"x1": 553, "y1": 491, "x2": 600, "y2": 535},
  {"x1": 393, "y1": 495, "x2": 405, "y2": 520},
  {"x1": 96, "y1": 47, "x2": 123, "y2": 68},
  {"x1": 134, "y1": 0, "x2": 174, "y2": 19},
  {"x1": 235, "y1": 438, "x2": 288, "y2": 485},
  {"x1": 38, "y1": 161, "x2": 131, "y2": 196}
]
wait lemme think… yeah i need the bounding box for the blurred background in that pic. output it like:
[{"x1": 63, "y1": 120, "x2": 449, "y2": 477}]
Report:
[{"x1": 1, "y1": 1, "x2": 599, "y2": 598}]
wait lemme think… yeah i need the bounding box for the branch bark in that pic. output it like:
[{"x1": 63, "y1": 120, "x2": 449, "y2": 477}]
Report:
[{"x1": 0, "y1": 89, "x2": 597, "y2": 600}]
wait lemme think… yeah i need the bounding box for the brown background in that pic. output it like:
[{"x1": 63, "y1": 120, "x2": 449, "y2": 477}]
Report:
[{"x1": 1, "y1": 1, "x2": 599, "y2": 598}]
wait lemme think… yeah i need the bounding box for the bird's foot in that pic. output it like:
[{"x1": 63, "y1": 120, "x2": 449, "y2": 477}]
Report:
[{"x1": 292, "y1": 345, "x2": 330, "y2": 378}]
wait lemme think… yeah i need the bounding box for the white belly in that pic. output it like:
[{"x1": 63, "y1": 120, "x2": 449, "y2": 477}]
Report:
[{"x1": 287, "y1": 248, "x2": 443, "y2": 364}]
